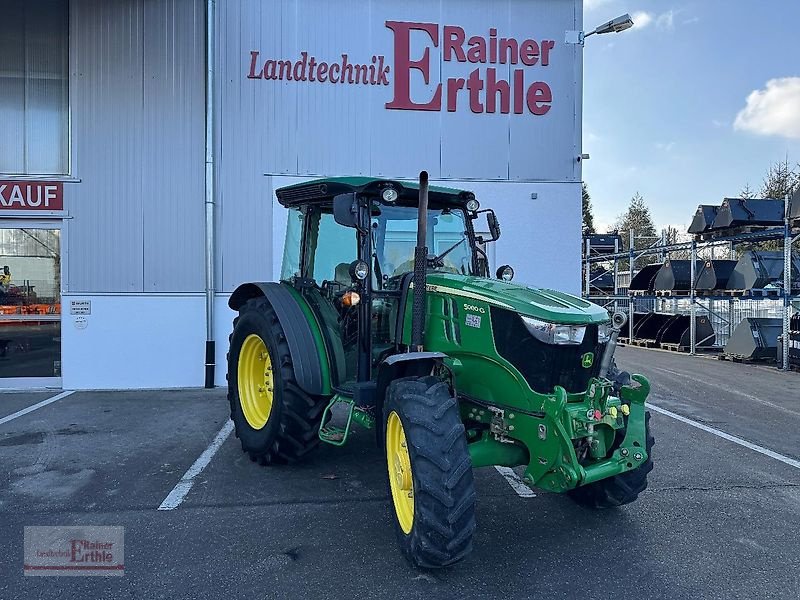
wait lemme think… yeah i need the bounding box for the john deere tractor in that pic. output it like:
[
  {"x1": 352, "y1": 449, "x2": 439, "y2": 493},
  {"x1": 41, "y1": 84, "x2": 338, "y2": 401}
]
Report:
[{"x1": 227, "y1": 172, "x2": 653, "y2": 568}]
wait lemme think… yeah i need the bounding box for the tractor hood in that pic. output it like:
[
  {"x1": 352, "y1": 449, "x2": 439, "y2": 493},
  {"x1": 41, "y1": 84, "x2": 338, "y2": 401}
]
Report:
[{"x1": 426, "y1": 273, "x2": 609, "y2": 325}]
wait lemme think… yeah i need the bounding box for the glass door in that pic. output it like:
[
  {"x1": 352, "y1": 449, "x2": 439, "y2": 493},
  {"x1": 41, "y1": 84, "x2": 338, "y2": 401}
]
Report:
[{"x1": 0, "y1": 225, "x2": 61, "y2": 387}]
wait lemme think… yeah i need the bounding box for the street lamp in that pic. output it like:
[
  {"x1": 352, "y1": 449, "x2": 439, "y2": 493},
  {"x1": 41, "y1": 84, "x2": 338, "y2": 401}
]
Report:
[{"x1": 567, "y1": 13, "x2": 634, "y2": 45}]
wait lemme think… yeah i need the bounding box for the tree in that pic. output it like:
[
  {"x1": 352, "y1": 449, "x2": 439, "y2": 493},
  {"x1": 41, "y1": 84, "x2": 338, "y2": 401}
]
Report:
[
  {"x1": 760, "y1": 158, "x2": 800, "y2": 200},
  {"x1": 581, "y1": 182, "x2": 595, "y2": 234},
  {"x1": 740, "y1": 182, "x2": 757, "y2": 199},
  {"x1": 613, "y1": 192, "x2": 659, "y2": 267}
]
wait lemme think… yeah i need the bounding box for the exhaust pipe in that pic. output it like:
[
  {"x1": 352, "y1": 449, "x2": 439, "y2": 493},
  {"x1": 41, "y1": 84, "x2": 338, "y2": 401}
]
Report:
[
  {"x1": 599, "y1": 311, "x2": 627, "y2": 379},
  {"x1": 410, "y1": 171, "x2": 429, "y2": 351}
]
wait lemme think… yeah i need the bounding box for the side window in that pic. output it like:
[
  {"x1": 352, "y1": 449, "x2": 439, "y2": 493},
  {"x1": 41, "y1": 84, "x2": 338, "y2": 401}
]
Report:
[
  {"x1": 280, "y1": 208, "x2": 303, "y2": 281},
  {"x1": 309, "y1": 212, "x2": 357, "y2": 284}
]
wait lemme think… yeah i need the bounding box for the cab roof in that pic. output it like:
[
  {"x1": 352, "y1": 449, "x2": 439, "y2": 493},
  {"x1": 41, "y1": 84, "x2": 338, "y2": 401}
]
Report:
[{"x1": 275, "y1": 177, "x2": 475, "y2": 208}]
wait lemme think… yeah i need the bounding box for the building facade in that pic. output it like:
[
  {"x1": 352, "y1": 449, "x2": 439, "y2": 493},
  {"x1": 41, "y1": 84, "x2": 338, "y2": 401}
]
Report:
[{"x1": 0, "y1": 0, "x2": 584, "y2": 389}]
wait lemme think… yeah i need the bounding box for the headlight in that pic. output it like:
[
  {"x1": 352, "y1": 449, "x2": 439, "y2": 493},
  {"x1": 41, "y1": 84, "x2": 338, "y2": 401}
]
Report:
[
  {"x1": 349, "y1": 260, "x2": 369, "y2": 280},
  {"x1": 381, "y1": 187, "x2": 399, "y2": 202},
  {"x1": 522, "y1": 316, "x2": 586, "y2": 345},
  {"x1": 496, "y1": 265, "x2": 514, "y2": 281},
  {"x1": 597, "y1": 322, "x2": 612, "y2": 343},
  {"x1": 466, "y1": 198, "x2": 480, "y2": 212}
]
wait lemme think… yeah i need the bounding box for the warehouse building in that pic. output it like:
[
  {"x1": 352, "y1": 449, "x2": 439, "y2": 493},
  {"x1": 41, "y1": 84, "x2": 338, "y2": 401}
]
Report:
[{"x1": 0, "y1": 0, "x2": 585, "y2": 389}]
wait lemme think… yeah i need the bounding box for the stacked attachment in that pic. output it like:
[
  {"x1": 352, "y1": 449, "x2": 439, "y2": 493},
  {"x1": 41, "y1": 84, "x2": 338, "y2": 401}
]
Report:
[
  {"x1": 653, "y1": 260, "x2": 702, "y2": 294},
  {"x1": 722, "y1": 317, "x2": 782, "y2": 362},
  {"x1": 687, "y1": 205, "x2": 719, "y2": 235},
  {"x1": 695, "y1": 260, "x2": 738, "y2": 292},
  {"x1": 628, "y1": 263, "x2": 662, "y2": 295},
  {"x1": 726, "y1": 251, "x2": 800, "y2": 293},
  {"x1": 623, "y1": 311, "x2": 715, "y2": 350},
  {"x1": 689, "y1": 197, "x2": 788, "y2": 239},
  {"x1": 789, "y1": 312, "x2": 800, "y2": 370},
  {"x1": 583, "y1": 233, "x2": 623, "y2": 256}
]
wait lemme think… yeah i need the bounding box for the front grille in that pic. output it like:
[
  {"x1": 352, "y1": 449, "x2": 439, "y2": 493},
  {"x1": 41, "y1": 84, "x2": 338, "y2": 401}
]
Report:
[{"x1": 490, "y1": 308, "x2": 605, "y2": 394}]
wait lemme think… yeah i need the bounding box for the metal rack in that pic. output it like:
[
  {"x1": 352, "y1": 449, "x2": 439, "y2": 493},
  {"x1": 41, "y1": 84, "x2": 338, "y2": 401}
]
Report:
[{"x1": 583, "y1": 195, "x2": 799, "y2": 370}]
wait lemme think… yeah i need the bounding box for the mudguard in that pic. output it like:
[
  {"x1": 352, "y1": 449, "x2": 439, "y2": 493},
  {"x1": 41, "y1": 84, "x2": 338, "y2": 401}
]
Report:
[{"x1": 229, "y1": 282, "x2": 327, "y2": 396}]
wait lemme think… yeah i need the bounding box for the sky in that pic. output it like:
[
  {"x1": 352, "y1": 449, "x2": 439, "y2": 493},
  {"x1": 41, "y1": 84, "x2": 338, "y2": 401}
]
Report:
[{"x1": 581, "y1": 0, "x2": 800, "y2": 233}]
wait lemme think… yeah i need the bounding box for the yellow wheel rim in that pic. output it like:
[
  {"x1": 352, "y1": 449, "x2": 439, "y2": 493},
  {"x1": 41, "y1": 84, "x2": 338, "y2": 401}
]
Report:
[
  {"x1": 386, "y1": 411, "x2": 414, "y2": 534},
  {"x1": 238, "y1": 334, "x2": 274, "y2": 430}
]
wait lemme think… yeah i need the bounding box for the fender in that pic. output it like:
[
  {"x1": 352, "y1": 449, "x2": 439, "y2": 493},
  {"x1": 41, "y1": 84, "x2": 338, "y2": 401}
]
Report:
[
  {"x1": 375, "y1": 351, "x2": 449, "y2": 446},
  {"x1": 229, "y1": 282, "x2": 329, "y2": 396}
]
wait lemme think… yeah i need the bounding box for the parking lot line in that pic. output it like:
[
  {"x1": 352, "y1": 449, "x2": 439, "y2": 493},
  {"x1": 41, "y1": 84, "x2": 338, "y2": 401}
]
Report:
[
  {"x1": 647, "y1": 402, "x2": 800, "y2": 470},
  {"x1": 0, "y1": 390, "x2": 75, "y2": 426},
  {"x1": 494, "y1": 466, "x2": 537, "y2": 497},
  {"x1": 158, "y1": 420, "x2": 235, "y2": 511}
]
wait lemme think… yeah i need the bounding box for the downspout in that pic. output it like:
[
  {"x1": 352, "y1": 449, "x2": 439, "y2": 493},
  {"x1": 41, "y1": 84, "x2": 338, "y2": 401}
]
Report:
[{"x1": 204, "y1": 0, "x2": 216, "y2": 388}]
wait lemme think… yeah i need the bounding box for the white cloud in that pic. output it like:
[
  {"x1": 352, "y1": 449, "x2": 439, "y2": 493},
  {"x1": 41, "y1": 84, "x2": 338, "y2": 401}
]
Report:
[
  {"x1": 655, "y1": 141, "x2": 676, "y2": 152},
  {"x1": 584, "y1": 0, "x2": 614, "y2": 12},
  {"x1": 631, "y1": 11, "x2": 654, "y2": 29},
  {"x1": 734, "y1": 77, "x2": 800, "y2": 139},
  {"x1": 656, "y1": 10, "x2": 675, "y2": 31}
]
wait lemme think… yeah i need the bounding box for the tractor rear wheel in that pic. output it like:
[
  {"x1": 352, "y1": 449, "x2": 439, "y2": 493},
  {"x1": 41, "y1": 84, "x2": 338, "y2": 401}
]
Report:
[
  {"x1": 383, "y1": 376, "x2": 476, "y2": 568},
  {"x1": 567, "y1": 411, "x2": 654, "y2": 508},
  {"x1": 227, "y1": 296, "x2": 326, "y2": 465}
]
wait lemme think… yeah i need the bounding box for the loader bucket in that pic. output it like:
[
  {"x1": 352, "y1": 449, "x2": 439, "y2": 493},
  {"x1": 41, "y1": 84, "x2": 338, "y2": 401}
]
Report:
[
  {"x1": 695, "y1": 259, "x2": 738, "y2": 291},
  {"x1": 628, "y1": 264, "x2": 663, "y2": 294},
  {"x1": 723, "y1": 317, "x2": 782, "y2": 361},
  {"x1": 710, "y1": 198, "x2": 784, "y2": 231},
  {"x1": 633, "y1": 312, "x2": 675, "y2": 343},
  {"x1": 657, "y1": 314, "x2": 715, "y2": 347},
  {"x1": 727, "y1": 251, "x2": 800, "y2": 291},
  {"x1": 687, "y1": 204, "x2": 719, "y2": 234},
  {"x1": 653, "y1": 260, "x2": 702, "y2": 292}
]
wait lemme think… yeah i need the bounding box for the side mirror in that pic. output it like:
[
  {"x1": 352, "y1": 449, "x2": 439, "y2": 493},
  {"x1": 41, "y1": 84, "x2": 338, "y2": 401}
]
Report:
[
  {"x1": 333, "y1": 193, "x2": 359, "y2": 228},
  {"x1": 486, "y1": 210, "x2": 501, "y2": 241}
]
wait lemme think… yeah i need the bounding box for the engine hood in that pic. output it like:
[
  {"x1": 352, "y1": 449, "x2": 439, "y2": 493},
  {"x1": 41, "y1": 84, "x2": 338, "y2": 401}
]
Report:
[{"x1": 426, "y1": 273, "x2": 609, "y2": 325}]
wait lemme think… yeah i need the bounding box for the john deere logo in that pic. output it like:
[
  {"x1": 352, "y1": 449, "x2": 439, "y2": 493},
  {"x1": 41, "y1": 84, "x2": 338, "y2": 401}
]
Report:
[{"x1": 581, "y1": 352, "x2": 594, "y2": 368}]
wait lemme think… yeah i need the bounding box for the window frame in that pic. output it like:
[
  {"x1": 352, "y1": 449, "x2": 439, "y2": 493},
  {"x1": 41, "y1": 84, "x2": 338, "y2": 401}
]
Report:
[{"x1": 0, "y1": 0, "x2": 72, "y2": 179}]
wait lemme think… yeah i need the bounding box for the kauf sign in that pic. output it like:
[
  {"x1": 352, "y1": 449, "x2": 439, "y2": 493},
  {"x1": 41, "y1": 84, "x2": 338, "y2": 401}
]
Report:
[{"x1": 0, "y1": 181, "x2": 64, "y2": 211}]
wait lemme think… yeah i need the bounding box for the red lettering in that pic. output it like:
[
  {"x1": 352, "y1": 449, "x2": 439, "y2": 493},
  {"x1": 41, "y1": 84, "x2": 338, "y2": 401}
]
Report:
[
  {"x1": 317, "y1": 61, "x2": 328, "y2": 82},
  {"x1": 446, "y1": 78, "x2": 465, "y2": 111},
  {"x1": 443, "y1": 26, "x2": 466, "y2": 61},
  {"x1": 247, "y1": 51, "x2": 262, "y2": 79},
  {"x1": 541, "y1": 40, "x2": 555, "y2": 66},
  {"x1": 329, "y1": 62, "x2": 340, "y2": 83},
  {"x1": 277, "y1": 60, "x2": 292, "y2": 80},
  {"x1": 385, "y1": 20, "x2": 442, "y2": 111},
  {"x1": 513, "y1": 69, "x2": 524, "y2": 114},
  {"x1": 466, "y1": 68, "x2": 484, "y2": 113},
  {"x1": 526, "y1": 81, "x2": 552, "y2": 115},
  {"x1": 354, "y1": 64, "x2": 368, "y2": 84},
  {"x1": 499, "y1": 39, "x2": 518, "y2": 64},
  {"x1": 308, "y1": 57, "x2": 317, "y2": 81},
  {"x1": 485, "y1": 68, "x2": 509, "y2": 114},
  {"x1": 489, "y1": 28, "x2": 497, "y2": 63},
  {"x1": 467, "y1": 36, "x2": 486, "y2": 63},
  {"x1": 264, "y1": 60, "x2": 278, "y2": 80},
  {"x1": 292, "y1": 52, "x2": 308, "y2": 81},
  {"x1": 341, "y1": 54, "x2": 354, "y2": 83},
  {"x1": 520, "y1": 40, "x2": 539, "y2": 66},
  {"x1": 1, "y1": 181, "x2": 64, "y2": 211},
  {"x1": 376, "y1": 56, "x2": 390, "y2": 85}
]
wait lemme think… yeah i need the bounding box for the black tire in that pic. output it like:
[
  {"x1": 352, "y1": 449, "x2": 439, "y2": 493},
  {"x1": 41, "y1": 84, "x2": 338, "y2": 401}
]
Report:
[
  {"x1": 227, "y1": 296, "x2": 327, "y2": 465},
  {"x1": 383, "y1": 376, "x2": 476, "y2": 568},
  {"x1": 567, "y1": 411, "x2": 654, "y2": 508}
]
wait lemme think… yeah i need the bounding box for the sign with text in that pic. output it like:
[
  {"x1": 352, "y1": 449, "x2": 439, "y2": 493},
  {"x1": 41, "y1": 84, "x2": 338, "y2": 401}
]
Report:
[
  {"x1": 69, "y1": 300, "x2": 91, "y2": 315},
  {"x1": 0, "y1": 181, "x2": 64, "y2": 211},
  {"x1": 24, "y1": 526, "x2": 125, "y2": 576}
]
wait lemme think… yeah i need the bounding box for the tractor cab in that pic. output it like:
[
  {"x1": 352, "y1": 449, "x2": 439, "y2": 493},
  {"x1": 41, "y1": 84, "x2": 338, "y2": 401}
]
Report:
[{"x1": 274, "y1": 177, "x2": 500, "y2": 393}]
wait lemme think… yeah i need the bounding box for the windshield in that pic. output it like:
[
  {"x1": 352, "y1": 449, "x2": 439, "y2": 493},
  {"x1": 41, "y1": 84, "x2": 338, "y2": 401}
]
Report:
[{"x1": 371, "y1": 204, "x2": 474, "y2": 285}]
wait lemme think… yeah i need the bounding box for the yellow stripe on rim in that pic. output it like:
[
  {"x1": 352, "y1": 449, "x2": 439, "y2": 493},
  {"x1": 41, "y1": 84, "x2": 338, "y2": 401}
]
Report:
[
  {"x1": 238, "y1": 334, "x2": 274, "y2": 429},
  {"x1": 386, "y1": 411, "x2": 414, "y2": 534}
]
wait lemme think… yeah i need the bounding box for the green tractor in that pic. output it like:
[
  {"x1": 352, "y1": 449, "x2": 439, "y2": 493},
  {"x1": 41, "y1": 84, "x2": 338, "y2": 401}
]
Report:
[{"x1": 227, "y1": 172, "x2": 653, "y2": 568}]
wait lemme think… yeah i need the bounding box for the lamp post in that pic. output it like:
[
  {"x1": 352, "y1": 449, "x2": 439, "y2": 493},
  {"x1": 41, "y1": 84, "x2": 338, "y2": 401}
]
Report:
[{"x1": 570, "y1": 13, "x2": 635, "y2": 45}]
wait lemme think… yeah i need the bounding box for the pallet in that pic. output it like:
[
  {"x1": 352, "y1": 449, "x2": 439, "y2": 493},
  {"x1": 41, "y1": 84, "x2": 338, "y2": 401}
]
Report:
[
  {"x1": 654, "y1": 290, "x2": 692, "y2": 297},
  {"x1": 694, "y1": 225, "x2": 779, "y2": 241},
  {"x1": 659, "y1": 343, "x2": 722, "y2": 353},
  {"x1": 719, "y1": 288, "x2": 781, "y2": 298},
  {"x1": 629, "y1": 290, "x2": 653, "y2": 297},
  {"x1": 629, "y1": 338, "x2": 659, "y2": 348},
  {"x1": 717, "y1": 354, "x2": 776, "y2": 364}
]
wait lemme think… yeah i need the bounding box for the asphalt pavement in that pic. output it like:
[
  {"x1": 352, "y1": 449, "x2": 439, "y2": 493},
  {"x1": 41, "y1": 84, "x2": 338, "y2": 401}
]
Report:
[{"x1": 1, "y1": 348, "x2": 798, "y2": 599}]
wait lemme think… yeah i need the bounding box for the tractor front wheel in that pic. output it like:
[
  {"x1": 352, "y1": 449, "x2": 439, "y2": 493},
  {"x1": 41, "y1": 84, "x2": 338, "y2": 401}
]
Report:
[
  {"x1": 227, "y1": 296, "x2": 326, "y2": 465},
  {"x1": 383, "y1": 376, "x2": 476, "y2": 568}
]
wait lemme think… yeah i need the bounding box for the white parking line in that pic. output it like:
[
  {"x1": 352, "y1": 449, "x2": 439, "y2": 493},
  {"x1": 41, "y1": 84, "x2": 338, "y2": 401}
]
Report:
[
  {"x1": 158, "y1": 420, "x2": 235, "y2": 510},
  {"x1": 648, "y1": 402, "x2": 800, "y2": 470},
  {"x1": 0, "y1": 390, "x2": 75, "y2": 426},
  {"x1": 494, "y1": 466, "x2": 537, "y2": 498}
]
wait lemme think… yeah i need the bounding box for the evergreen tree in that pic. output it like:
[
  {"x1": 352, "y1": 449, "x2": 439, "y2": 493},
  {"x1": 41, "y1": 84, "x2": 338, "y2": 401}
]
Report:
[
  {"x1": 760, "y1": 158, "x2": 800, "y2": 200},
  {"x1": 613, "y1": 192, "x2": 658, "y2": 267},
  {"x1": 582, "y1": 182, "x2": 595, "y2": 234}
]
